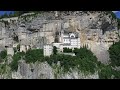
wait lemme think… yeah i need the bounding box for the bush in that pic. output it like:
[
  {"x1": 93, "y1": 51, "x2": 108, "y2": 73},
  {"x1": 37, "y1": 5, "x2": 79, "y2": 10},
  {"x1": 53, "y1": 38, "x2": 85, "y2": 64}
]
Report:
[
  {"x1": 47, "y1": 47, "x2": 98, "y2": 74},
  {"x1": 25, "y1": 49, "x2": 43, "y2": 63},
  {"x1": 109, "y1": 41, "x2": 120, "y2": 66},
  {"x1": 112, "y1": 70, "x2": 120, "y2": 79},
  {"x1": 77, "y1": 58, "x2": 97, "y2": 74},
  {"x1": 53, "y1": 46, "x2": 57, "y2": 55},
  {"x1": 10, "y1": 49, "x2": 42, "y2": 71},
  {"x1": 98, "y1": 64, "x2": 120, "y2": 79},
  {"x1": 98, "y1": 65, "x2": 113, "y2": 79},
  {"x1": 73, "y1": 47, "x2": 97, "y2": 63},
  {"x1": 63, "y1": 48, "x2": 73, "y2": 53},
  {"x1": 10, "y1": 60, "x2": 19, "y2": 71},
  {"x1": 9, "y1": 47, "x2": 99, "y2": 74},
  {"x1": 0, "y1": 50, "x2": 7, "y2": 59},
  {"x1": 49, "y1": 54, "x2": 76, "y2": 72},
  {"x1": 10, "y1": 52, "x2": 24, "y2": 71}
]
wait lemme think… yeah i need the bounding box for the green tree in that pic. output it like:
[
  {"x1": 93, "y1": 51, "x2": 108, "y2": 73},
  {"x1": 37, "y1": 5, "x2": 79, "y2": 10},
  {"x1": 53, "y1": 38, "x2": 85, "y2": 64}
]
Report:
[
  {"x1": 0, "y1": 50, "x2": 7, "y2": 59},
  {"x1": 112, "y1": 70, "x2": 120, "y2": 79},
  {"x1": 98, "y1": 65, "x2": 113, "y2": 79},
  {"x1": 73, "y1": 47, "x2": 97, "y2": 62},
  {"x1": 53, "y1": 46, "x2": 57, "y2": 55},
  {"x1": 109, "y1": 41, "x2": 120, "y2": 66},
  {"x1": 25, "y1": 49, "x2": 43, "y2": 63},
  {"x1": 10, "y1": 52, "x2": 23, "y2": 71},
  {"x1": 47, "y1": 47, "x2": 98, "y2": 74},
  {"x1": 63, "y1": 48, "x2": 72, "y2": 53}
]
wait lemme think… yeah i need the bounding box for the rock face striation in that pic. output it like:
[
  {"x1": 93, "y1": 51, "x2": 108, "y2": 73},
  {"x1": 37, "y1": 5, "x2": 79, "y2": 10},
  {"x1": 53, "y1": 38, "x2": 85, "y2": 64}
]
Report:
[
  {"x1": 11, "y1": 60, "x2": 99, "y2": 79},
  {"x1": 0, "y1": 11, "x2": 119, "y2": 79}
]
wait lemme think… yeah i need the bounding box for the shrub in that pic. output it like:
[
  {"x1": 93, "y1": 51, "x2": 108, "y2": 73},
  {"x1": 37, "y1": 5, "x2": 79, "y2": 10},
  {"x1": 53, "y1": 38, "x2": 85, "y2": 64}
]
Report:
[
  {"x1": 109, "y1": 41, "x2": 120, "y2": 66},
  {"x1": 25, "y1": 49, "x2": 43, "y2": 63},
  {"x1": 73, "y1": 47, "x2": 97, "y2": 63},
  {"x1": 98, "y1": 65, "x2": 113, "y2": 79},
  {"x1": 10, "y1": 52, "x2": 23, "y2": 71},
  {"x1": 63, "y1": 48, "x2": 73, "y2": 53},
  {"x1": 53, "y1": 46, "x2": 57, "y2": 55},
  {"x1": 47, "y1": 47, "x2": 98, "y2": 74},
  {"x1": 0, "y1": 50, "x2": 7, "y2": 59}
]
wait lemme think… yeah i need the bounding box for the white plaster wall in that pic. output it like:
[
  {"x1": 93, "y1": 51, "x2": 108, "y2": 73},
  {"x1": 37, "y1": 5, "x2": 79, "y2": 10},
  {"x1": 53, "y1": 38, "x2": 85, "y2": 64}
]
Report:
[
  {"x1": 7, "y1": 48, "x2": 14, "y2": 56},
  {"x1": 20, "y1": 45, "x2": 26, "y2": 52}
]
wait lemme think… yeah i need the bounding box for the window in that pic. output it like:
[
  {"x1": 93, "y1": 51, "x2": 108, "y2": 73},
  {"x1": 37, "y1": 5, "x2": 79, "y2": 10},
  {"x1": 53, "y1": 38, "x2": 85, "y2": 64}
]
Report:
[{"x1": 70, "y1": 33, "x2": 75, "y2": 38}]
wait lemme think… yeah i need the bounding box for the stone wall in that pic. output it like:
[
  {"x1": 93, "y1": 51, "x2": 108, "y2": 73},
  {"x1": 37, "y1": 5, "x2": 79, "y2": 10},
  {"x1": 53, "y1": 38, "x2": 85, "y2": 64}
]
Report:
[{"x1": 7, "y1": 47, "x2": 14, "y2": 56}]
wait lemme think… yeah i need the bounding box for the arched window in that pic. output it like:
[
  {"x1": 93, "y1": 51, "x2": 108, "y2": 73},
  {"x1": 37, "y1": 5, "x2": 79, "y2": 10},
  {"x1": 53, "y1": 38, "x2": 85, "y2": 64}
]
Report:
[{"x1": 70, "y1": 33, "x2": 75, "y2": 38}]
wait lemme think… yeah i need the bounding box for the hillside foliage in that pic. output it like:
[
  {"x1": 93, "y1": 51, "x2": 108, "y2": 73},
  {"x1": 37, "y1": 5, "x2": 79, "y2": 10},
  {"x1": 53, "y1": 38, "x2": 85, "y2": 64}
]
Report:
[{"x1": 109, "y1": 41, "x2": 120, "y2": 67}]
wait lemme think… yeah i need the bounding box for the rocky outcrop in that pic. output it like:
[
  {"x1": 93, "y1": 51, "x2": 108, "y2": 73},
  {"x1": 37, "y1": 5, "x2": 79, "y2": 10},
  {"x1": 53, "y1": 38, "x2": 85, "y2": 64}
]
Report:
[
  {"x1": 12, "y1": 60, "x2": 54, "y2": 79},
  {"x1": 0, "y1": 11, "x2": 119, "y2": 79},
  {"x1": 11, "y1": 60, "x2": 99, "y2": 79}
]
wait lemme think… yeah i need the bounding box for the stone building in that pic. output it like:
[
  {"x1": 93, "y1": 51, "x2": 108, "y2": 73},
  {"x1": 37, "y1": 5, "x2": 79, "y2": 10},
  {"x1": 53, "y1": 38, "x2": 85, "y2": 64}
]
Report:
[
  {"x1": 57, "y1": 30, "x2": 80, "y2": 51},
  {"x1": 7, "y1": 46, "x2": 14, "y2": 56},
  {"x1": 20, "y1": 45, "x2": 26, "y2": 52},
  {"x1": 20, "y1": 39, "x2": 30, "y2": 53},
  {"x1": 43, "y1": 44, "x2": 53, "y2": 56},
  {"x1": 43, "y1": 30, "x2": 81, "y2": 56}
]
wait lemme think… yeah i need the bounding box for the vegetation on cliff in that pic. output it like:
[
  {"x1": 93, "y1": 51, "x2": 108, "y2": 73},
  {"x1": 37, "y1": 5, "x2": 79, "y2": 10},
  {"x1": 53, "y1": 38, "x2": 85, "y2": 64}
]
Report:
[
  {"x1": 25, "y1": 49, "x2": 44, "y2": 63},
  {"x1": 10, "y1": 52, "x2": 25, "y2": 71},
  {"x1": 63, "y1": 48, "x2": 73, "y2": 53},
  {"x1": 0, "y1": 11, "x2": 120, "y2": 78},
  {"x1": 105, "y1": 11, "x2": 120, "y2": 29},
  {"x1": 9, "y1": 47, "x2": 98, "y2": 74},
  {"x1": 53, "y1": 46, "x2": 57, "y2": 55},
  {"x1": 98, "y1": 40, "x2": 120, "y2": 79},
  {"x1": 0, "y1": 50, "x2": 7, "y2": 62},
  {"x1": 4, "y1": 43, "x2": 120, "y2": 78},
  {"x1": 109, "y1": 41, "x2": 120, "y2": 67},
  {"x1": 0, "y1": 50, "x2": 7, "y2": 59}
]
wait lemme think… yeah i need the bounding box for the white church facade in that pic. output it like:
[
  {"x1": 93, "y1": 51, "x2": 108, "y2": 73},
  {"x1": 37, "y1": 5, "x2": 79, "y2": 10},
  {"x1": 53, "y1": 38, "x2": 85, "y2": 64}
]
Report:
[
  {"x1": 43, "y1": 30, "x2": 81, "y2": 56},
  {"x1": 59, "y1": 30, "x2": 80, "y2": 50}
]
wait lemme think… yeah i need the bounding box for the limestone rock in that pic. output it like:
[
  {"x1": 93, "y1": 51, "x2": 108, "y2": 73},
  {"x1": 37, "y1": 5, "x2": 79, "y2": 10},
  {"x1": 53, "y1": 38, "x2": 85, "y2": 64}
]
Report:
[{"x1": 0, "y1": 11, "x2": 119, "y2": 79}]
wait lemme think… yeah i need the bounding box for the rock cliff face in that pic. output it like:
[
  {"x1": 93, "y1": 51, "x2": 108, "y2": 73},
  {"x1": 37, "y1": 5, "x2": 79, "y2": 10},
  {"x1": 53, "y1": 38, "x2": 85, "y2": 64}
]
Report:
[
  {"x1": 18, "y1": 11, "x2": 119, "y2": 63},
  {"x1": 0, "y1": 60, "x2": 99, "y2": 79},
  {"x1": 0, "y1": 11, "x2": 119, "y2": 79}
]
